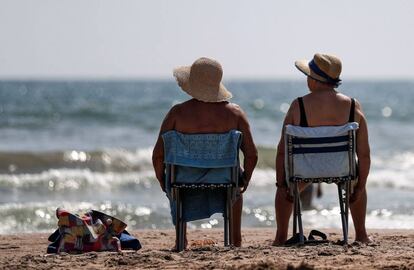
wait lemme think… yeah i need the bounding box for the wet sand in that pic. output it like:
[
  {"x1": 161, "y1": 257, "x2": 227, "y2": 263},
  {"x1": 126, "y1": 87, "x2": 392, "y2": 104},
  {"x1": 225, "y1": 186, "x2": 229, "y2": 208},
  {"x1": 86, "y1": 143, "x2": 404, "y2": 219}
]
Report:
[{"x1": 0, "y1": 229, "x2": 413, "y2": 269}]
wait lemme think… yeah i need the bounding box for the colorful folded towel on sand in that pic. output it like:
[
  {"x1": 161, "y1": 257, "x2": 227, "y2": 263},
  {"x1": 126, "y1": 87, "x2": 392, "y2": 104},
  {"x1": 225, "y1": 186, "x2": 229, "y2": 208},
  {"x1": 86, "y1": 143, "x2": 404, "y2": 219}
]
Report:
[{"x1": 47, "y1": 208, "x2": 141, "y2": 253}]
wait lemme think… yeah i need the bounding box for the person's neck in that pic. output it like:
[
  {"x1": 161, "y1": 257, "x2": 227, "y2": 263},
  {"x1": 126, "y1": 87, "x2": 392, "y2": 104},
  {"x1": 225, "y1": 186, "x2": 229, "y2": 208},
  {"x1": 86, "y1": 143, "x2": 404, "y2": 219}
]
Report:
[{"x1": 310, "y1": 87, "x2": 336, "y2": 93}]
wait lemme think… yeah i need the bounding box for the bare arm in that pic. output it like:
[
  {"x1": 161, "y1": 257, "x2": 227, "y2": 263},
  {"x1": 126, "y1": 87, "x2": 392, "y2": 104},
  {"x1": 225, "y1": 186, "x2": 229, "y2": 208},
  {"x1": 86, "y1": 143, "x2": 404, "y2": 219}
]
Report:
[
  {"x1": 355, "y1": 101, "x2": 370, "y2": 188},
  {"x1": 237, "y1": 107, "x2": 258, "y2": 186},
  {"x1": 152, "y1": 107, "x2": 176, "y2": 191},
  {"x1": 276, "y1": 100, "x2": 296, "y2": 187}
]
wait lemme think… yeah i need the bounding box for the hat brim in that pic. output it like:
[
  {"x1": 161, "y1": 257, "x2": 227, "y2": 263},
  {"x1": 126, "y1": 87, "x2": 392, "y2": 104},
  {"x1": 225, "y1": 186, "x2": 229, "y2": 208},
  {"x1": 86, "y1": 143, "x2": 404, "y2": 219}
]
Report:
[
  {"x1": 173, "y1": 66, "x2": 232, "y2": 103},
  {"x1": 295, "y1": 60, "x2": 330, "y2": 83}
]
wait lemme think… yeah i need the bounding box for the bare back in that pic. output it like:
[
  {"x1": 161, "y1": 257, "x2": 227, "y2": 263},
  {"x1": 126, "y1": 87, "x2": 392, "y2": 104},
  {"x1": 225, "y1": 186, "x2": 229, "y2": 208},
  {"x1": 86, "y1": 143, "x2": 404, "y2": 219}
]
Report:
[
  {"x1": 173, "y1": 99, "x2": 240, "y2": 133},
  {"x1": 291, "y1": 91, "x2": 359, "y2": 127}
]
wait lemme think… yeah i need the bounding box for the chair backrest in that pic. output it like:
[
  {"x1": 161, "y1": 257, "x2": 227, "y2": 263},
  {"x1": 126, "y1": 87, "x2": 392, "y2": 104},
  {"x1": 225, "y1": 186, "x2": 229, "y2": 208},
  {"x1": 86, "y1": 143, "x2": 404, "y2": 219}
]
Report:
[
  {"x1": 284, "y1": 122, "x2": 358, "y2": 184},
  {"x1": 162, "y1": 130, "x2": 242, "y2": 184}
]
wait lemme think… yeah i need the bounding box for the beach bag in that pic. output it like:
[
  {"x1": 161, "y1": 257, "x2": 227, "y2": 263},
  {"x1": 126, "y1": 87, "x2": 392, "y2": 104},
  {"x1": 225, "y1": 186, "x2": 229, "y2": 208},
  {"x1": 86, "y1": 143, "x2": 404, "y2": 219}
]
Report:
[{"x1": 47, "y1": 208, "x2": 141, "y2": 253}]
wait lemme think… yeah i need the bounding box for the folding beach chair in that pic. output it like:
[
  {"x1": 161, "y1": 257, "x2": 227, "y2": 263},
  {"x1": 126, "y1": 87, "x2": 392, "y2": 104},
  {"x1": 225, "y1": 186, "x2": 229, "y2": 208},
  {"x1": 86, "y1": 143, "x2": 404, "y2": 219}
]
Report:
[
  {"x1": 162, "y1": 130, "x2": 242, "y2": 251},
  {"x1": 284, "y1": 122, "x2": 359, "y2": 245}
]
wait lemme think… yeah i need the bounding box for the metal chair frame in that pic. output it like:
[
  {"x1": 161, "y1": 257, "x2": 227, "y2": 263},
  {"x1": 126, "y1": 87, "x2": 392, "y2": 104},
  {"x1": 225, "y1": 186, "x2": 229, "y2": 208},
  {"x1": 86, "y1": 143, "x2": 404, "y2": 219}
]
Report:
[
  {"x1": 164, "y1": 135, "x2": 241, "y2": 252},
  {"x1": 286, "y1": 129, "x2": 357, "y2": 245}
]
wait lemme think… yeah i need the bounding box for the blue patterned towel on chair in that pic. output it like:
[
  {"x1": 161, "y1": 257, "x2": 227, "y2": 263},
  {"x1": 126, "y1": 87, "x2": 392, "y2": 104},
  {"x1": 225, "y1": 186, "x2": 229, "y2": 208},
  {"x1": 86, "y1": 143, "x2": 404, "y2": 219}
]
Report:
[{"x1": 162, "y1": 130, "x2": 242, "y2": 224}]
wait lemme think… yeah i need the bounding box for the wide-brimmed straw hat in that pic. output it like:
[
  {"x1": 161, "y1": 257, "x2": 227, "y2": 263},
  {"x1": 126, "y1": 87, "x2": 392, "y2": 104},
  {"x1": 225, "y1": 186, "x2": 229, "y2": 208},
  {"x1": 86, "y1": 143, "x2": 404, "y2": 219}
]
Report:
[
  {"x1": 173, "y1": 57, "x2": 232, "y2": 102},
  {"x1": 295, "y1": 53, "x2": 342, "y2": 87}
]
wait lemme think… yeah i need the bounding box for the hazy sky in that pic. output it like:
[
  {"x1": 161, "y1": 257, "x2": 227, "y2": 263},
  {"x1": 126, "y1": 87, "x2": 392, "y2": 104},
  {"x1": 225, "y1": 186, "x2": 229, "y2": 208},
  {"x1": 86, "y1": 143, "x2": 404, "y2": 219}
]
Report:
[{"x1": 1, "y1": 0, "x2": 413, "y2": 79}]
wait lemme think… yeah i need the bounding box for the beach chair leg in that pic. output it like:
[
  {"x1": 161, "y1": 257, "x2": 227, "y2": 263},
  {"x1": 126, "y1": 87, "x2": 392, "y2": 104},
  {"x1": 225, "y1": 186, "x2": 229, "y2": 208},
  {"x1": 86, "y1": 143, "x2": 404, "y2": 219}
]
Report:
[
  {"x1": 345, "y1": 181, "x2": 351, "y2": 243},
  {"x1": 224, "y1": 188, "x2": 230, "y2": 246},
  {"x1": 337, "y1": 183, "x2": 348, "y2": 245},
  {"x1": 180, "y1": 220, "x2": 185, "y2": 251},
  {"x1": 229, "y1": 188, "x2": 235, "y2": 246},
  {"x1": 292, "y1": 185, "x2": 297, "y2": 238},
  {"x1": 345, "y1": 181, "x2": 349, "y2": 227},
  {"x1": 175, "y1": 188, "x2": 185, "y2": 252},
  {"x1": 295, "y1": 182, "x2": 305, "y2": 244},
  {"x1": 180, "y1": 192, "x2": 186, "y2": 251},
  {"x1": 175, "y1": 188, "x2": 180, "y2": 251},
  {"x1": 224, "y1": 211, "x2": 228, "y2": 246}
]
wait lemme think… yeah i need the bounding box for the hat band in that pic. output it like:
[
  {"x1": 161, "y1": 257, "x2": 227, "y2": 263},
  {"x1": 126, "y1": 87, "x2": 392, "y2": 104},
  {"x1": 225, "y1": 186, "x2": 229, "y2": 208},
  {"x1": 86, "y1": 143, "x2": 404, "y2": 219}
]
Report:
[{"x1": 309, "y1": 60, "x2": 341, "y2": 86}]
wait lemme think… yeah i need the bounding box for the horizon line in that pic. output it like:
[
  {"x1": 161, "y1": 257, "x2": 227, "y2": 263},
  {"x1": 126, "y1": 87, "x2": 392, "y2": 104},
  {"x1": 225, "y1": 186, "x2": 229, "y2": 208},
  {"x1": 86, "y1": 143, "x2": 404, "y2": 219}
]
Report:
[{"x1": 1, "y1": 76, "x2": 413, "y2": 82}]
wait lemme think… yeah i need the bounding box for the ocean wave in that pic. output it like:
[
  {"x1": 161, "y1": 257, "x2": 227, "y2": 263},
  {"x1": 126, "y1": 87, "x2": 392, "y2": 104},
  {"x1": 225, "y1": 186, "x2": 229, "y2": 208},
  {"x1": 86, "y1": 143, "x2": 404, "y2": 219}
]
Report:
[
  {"x1": 0, "y1": 146, "x2": 277, "y2": 174},
  {"x1": 0, "y1": 147, "x2": 413, "y2": 192},
  {"x1": 369, "y1": 152, "x2": 414, "y2": 189},
  {"x1": 0, "y1": 169, "x2": 156, "y2": 194},
  {"x1": 0, "y1": 168, "x2": 274, "y2": 194},
  {"x1": 0, "y1": 166, "x2": 413, "y2": 197},
  {"x1": 0, "y1": 148, "x2": 154, "y2": 174}
]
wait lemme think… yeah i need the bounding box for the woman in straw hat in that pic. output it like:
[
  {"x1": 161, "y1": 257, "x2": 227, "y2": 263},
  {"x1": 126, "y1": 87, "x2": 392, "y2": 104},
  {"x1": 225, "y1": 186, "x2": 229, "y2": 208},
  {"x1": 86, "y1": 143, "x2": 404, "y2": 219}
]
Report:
[
  {"x1": 273, "y1": 53, "x2": 371, "y2": 245},
  {"x1": 152, "y1": 57, "x2": 258, "y2": 248}
]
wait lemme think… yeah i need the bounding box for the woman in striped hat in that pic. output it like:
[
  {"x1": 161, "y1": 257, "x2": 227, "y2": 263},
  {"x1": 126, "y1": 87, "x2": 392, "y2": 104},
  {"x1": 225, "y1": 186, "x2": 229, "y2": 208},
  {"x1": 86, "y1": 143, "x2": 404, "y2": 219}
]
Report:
[{"x1": 273, "y1": 53, "x2": 371, "y2": 245}]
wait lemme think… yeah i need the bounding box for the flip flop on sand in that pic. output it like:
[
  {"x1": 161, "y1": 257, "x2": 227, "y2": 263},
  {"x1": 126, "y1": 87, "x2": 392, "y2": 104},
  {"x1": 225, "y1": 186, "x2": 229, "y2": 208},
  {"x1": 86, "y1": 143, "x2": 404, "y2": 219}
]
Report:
[
  {"x1": 284, "y1": 230, "x2": 328, "y2": 246},
  {"x1": 306, "y1": 230, "x2": 329, "y2": 245}
]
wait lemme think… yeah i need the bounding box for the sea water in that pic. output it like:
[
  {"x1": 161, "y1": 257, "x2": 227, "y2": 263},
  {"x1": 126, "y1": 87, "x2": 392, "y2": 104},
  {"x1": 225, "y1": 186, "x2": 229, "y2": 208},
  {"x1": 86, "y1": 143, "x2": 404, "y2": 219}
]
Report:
[{"x1": 0, "y1": 80, "x2": 413, "y2": 233}]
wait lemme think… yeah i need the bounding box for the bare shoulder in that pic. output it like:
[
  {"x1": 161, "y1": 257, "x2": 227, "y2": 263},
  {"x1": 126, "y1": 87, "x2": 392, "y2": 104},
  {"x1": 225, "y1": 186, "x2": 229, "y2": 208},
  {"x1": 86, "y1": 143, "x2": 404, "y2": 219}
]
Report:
[
  {"x1": 337, "y1": 92, "x2": 364, "y2": 112},
  {"x1": 337, "y1": 93, "x2": 366, "y2": 122},
  {"x1": 285, "y1": 98, "x2": 299, "y2": 125},
  {"x1": 168, "y1": 103, "x2": 181, "y2": 116},
  {"x1": 353, "y1": 98, "x2": 366, "y2": 122},
  {"x1": 335, "y1": 92, "x2": 358, "y2": 110},
  {"x1": 163, "y1": 102, "x2": 184, "y2": 123},
  {"x1": 226, "y1": 102, "x2": 251, "y2": 129},
  {"x1": 226, "y1": 102, "x2": 245, "y2": 116},
  {"x1": 353, "y1": 98, "x2": 363, "y2": 110},
  {"x1": 336, "y1": 92, "x2": 349, "y2": 99},
  {"x1": 289, "y1": 98, "x2": 299, "y2": 111},
  {"x1": 169, "y1": 99, "x2": 195, "y2": 114},
  {"x1": 287, "y1": 98, "x2": 299, "y2": 115}
]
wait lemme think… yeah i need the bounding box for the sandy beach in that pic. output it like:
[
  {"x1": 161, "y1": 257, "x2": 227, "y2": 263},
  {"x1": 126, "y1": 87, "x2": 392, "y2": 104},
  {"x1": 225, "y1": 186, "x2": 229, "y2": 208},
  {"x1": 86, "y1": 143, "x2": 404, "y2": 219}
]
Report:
[{"x1": 1, "y1": 228, "x2": 413, "y2": 269}]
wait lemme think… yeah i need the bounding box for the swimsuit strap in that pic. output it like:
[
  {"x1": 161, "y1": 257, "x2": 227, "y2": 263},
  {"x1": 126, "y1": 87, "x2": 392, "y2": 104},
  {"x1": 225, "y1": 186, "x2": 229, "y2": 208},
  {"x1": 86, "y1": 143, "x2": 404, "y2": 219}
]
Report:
[
  {"x1": 298, "y1": 97, "x2": 309, "y2": 127},
  {"x1": 349, "y1": 98, "x2": 355, "y2": 122}
]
